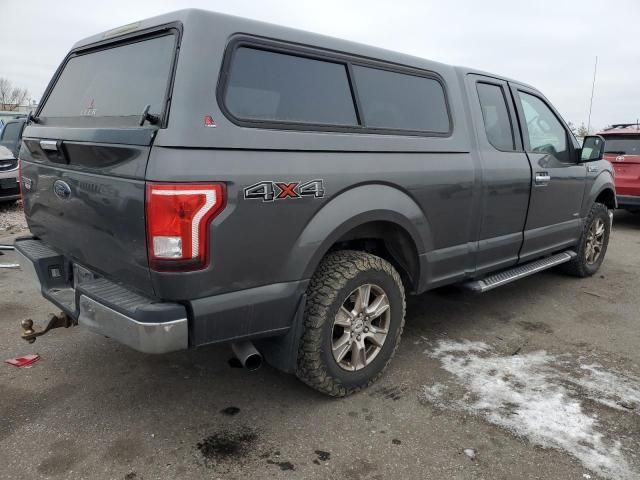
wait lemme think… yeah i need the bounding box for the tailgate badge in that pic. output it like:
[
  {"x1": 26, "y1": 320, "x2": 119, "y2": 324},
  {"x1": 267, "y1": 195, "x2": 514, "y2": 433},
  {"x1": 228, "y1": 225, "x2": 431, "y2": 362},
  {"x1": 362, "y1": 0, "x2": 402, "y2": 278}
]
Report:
[
  {"x1": 616, "y1": 155, "x2": 625, "y2": 162},
  {"x1": 53, "y1": 180, "x2": 72, "y2": 200}
]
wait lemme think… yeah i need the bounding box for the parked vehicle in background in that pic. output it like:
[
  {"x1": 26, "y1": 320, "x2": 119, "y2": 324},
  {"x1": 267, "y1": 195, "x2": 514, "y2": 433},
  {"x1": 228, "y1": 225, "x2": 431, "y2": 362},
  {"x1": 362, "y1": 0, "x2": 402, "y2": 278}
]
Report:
[
  {"x1": 599, "y1": 123, "x2": 640, "y2": 212},
  {"x1": 15, "y1": 10, "x2": 616, "y2": 396},
  {"x1": 0, "y1": 118, "x2": 24, "y2": 202},
  {"x1": 0, "y1": 111, "x2": 26, "y2": 135}
]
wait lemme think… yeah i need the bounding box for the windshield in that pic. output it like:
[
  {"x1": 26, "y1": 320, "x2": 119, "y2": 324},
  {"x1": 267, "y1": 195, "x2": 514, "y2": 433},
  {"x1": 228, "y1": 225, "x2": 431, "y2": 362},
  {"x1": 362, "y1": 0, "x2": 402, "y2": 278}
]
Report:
[
  {"x1": 39, "y1": 33, "x2": 176, "y2": 127},
  {"x1": 603, "y1": 136, "x2": 640, "y2": 156}
]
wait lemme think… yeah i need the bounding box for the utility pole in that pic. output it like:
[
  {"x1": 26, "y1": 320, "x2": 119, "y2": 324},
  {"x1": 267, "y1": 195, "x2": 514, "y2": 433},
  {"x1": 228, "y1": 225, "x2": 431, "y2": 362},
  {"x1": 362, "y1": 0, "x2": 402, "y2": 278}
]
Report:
[{"x1": 587, "y1": 56, "x2": 598, "y2": 133}]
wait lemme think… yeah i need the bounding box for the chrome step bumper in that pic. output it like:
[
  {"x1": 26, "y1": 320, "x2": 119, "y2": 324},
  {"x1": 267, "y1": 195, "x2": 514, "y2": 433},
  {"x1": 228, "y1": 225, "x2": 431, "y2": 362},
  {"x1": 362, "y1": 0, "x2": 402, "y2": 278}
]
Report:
[
  {"x1": 463, "y1": 251, "x2": 577, "y2": 293},
  {"x1": 14, "y1": 237, "x2": 188, "y2": 354}
]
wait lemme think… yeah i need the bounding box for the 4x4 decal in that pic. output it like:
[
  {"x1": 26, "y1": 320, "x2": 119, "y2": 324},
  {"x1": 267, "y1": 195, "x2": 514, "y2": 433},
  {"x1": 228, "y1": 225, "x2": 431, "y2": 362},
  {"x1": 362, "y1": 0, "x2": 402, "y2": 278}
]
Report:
[{"x1": 244, "y1": 179, "x2": 325, "y2": 202}]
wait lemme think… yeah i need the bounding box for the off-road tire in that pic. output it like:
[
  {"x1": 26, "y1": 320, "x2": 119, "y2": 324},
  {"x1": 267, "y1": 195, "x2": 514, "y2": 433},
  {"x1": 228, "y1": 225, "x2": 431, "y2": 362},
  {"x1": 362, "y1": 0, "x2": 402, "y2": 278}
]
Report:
[
  {"x1": 562, "y1": 202, "x2": 611, "y2": 277},
  {"x1": 296, "y1": 250, "x2": 406, "y2": 397}
]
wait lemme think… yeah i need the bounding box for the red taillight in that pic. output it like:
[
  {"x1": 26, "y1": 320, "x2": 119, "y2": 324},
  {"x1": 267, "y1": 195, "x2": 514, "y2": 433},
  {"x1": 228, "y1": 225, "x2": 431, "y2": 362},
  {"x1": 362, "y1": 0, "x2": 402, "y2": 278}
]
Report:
[
  {"x1": 146, "y1": 182, "x2": 226, "y2": 271},
  {"x1": 18, "y1": 158, "x2": 23, "y2": 201}
]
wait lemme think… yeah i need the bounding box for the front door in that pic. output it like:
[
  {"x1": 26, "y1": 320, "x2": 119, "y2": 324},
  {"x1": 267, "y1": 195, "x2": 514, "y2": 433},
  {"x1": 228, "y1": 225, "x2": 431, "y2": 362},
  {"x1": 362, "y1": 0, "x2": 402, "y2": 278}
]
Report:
[{"x1": 511, "y1": 84, "x2": 586, "y2": 262}]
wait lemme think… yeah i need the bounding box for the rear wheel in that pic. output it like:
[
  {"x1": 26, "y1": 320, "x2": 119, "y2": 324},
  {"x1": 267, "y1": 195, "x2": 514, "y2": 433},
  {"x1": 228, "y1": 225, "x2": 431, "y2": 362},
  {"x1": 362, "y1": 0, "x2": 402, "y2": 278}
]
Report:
[
  {"x1": 562, "y1": 202, "x2": 611, "y2": 277},
  {"x1": 296, "y1": 250, "x2": 405, "y2": 397}
]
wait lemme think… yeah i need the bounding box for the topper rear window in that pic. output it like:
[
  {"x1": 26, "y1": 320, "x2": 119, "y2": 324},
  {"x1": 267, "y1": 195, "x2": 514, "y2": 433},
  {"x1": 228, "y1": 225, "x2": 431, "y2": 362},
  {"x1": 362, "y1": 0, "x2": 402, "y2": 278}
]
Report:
[{"x1": 39, "y1": 32, "x2": 177, "y2": 127}]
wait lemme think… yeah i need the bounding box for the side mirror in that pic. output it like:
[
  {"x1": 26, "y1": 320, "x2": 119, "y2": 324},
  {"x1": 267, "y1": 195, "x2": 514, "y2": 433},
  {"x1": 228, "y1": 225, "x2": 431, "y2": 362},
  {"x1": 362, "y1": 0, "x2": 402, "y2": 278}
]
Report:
[{"x1": 580, "y1": 135, "x2": 605, "y2": 162}]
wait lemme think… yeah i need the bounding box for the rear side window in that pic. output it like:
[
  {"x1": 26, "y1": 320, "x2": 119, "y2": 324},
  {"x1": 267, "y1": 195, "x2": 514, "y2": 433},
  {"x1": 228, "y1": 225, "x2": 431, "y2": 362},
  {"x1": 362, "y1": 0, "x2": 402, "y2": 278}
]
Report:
[
  {"x1": 476, "y1": 83, "x2": 515, "y2": 151},
  {"x1": 224, "y1": 47, "x2": 358, "y2": 126},
  {"x1": 352, "y1": 65, "x2": 449, "y2": 133},
  {"x1": 39, "y1": 33, "x2": 176, "y2": 127}
]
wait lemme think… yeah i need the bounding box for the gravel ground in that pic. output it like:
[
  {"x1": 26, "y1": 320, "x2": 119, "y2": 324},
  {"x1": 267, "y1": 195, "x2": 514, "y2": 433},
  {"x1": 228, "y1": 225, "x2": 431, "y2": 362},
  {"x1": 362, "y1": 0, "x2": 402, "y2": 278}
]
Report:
[
  {"x1": 0, "y1": 212, "x2": 639, "y2": 480},
  {"x1": 0, "y1": 201, "x2": 27, "y2": 234}
]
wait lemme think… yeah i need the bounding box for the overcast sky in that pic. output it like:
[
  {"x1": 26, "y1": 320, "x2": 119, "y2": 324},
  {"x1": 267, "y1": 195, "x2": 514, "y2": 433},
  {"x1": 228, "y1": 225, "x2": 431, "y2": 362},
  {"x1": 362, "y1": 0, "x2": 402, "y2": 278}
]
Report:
[{"x1": 2, "y1": 0, "x2": 638, "y2": 130}]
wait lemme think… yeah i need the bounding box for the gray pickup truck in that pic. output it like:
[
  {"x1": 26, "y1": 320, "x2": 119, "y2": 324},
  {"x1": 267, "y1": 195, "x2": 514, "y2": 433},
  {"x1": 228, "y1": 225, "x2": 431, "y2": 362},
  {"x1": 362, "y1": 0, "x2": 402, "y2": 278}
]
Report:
[{"x1": 15, "y1": 9, "x2": 615, "y2": 396}]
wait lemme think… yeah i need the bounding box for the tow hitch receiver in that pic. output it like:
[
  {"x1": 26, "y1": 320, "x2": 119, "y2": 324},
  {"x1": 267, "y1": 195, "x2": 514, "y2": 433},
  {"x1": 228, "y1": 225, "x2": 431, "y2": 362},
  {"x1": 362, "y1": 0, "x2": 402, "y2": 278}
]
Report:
[{"x1": 20, "y1": 312, "x2": 74, "y2": 344}]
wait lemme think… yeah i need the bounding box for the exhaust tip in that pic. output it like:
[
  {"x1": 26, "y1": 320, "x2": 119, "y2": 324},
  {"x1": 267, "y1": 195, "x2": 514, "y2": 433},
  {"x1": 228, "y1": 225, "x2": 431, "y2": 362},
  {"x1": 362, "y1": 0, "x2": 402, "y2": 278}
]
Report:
[
  {"x1": 231, "y1": 341, "x2": 263, "y2": 371},
  {"x1": 244, "y1": 353, "x2": 262, "y2": 371}
]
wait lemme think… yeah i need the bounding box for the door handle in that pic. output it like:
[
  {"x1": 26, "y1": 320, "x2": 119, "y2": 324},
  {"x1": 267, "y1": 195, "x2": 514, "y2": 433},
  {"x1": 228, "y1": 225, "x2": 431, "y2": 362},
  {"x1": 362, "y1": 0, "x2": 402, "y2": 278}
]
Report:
[
  {"x1": 39, "y1": 140, "x2": 59, "y2": 151},
  {"x1": 535, "y1": 172, "x2": 551, "y2": 185}
]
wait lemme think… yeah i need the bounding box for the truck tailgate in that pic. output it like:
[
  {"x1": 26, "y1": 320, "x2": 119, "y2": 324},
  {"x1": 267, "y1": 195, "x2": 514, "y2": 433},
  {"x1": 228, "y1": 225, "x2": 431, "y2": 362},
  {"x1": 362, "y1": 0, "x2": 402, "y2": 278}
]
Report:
[
  {"x1": 18, "y1": 26, "x2": 180, "y2": 296},
  {"x1": 20, "y1": 140, "x2": 152, "y2": 294}
]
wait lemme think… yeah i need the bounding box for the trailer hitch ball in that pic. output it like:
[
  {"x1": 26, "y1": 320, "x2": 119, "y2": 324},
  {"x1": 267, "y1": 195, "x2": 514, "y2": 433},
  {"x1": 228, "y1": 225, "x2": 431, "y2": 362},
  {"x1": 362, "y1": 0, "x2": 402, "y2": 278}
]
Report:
[
  {"x1": 20, "y1": 313, "x2": 73, "y2": 343},
  {"x1": 21, "y1": 319, "x2": 37, "y2": 344}
]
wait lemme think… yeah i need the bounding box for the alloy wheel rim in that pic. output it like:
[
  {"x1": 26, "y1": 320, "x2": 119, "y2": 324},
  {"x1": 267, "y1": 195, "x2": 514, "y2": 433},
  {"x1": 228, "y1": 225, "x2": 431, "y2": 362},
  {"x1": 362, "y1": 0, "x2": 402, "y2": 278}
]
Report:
[
  {"x1": 585, "y1": 218, "x2": 605, "y2": 265},
  {"x1": 331, "y1": 283, "x2": 391, "y2": 371}
]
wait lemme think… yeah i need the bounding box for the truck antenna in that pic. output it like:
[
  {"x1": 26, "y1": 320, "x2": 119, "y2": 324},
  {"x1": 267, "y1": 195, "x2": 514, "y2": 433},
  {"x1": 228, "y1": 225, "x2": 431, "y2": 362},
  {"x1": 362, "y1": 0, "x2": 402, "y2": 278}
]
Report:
[{"x1": 587, "y1": 55, "x2": 598, "y2": 134}]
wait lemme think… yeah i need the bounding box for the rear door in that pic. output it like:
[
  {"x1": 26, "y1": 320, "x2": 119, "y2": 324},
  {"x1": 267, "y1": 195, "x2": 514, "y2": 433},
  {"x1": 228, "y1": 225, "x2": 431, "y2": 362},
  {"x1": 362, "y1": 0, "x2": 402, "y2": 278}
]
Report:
[
  {"x1": 466, "y1": 74, "x2": 532, "y2": 275},
  {"x1": 510, "y1": 84, "x2": 586, "y2": 262},
  {"x1": 20, "y1": 26, "x2": 180, "y2": 295}
]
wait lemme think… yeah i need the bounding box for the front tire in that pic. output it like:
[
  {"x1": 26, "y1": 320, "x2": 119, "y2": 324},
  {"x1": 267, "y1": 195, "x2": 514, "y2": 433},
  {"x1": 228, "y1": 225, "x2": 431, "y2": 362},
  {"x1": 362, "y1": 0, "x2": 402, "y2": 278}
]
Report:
[
  {"x1": 296, "y1": 250, "x2": 406, "y2": 397},
  {"x1": 563, "y1": 202, "x2": 611, "y2": 277}
]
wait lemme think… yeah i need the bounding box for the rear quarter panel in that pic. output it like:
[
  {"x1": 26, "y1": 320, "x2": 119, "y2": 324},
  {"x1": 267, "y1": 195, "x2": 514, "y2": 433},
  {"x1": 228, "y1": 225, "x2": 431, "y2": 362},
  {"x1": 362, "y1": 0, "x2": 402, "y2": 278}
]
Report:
[{"x1": 147, "y1": 147, "x2": 477, "y2": 300}]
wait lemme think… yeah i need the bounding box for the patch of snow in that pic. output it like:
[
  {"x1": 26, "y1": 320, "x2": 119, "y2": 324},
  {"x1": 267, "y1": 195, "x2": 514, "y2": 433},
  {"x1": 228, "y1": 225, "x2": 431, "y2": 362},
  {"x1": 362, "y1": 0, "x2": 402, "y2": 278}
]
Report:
[
  {"x1": 423, "y1": 340, "x2": 639, "y2": 480},
  {"x1": 575, "y1": 363, "x2": 640, "y2": 413},
  {"x1": 427, "y1": 339, "x2": 489, "y2": 357},
  {"x1": 421, "y1": 382, "x2": 447, "y2": 404}
]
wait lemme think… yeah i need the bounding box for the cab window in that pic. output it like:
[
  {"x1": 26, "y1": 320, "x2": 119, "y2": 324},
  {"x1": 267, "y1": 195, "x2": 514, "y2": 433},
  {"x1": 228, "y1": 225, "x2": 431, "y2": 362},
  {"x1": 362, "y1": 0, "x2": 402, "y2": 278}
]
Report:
[{"x1": 518, "y1": 92, "x2": 570, "y2": 163}]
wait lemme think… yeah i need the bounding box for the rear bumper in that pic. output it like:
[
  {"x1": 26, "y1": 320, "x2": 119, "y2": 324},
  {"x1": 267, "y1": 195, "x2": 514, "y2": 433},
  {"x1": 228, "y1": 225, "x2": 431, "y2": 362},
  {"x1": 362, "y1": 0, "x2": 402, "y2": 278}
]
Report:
[
  {"x1": 15, "y1": 237, "x2": 188, "y2": 354},
  {"x1": 78, "y1": 295, "x2": 187, "y2": 354},
  {"x1": 617, "y1": 195, "x2": 640, "y2": 209},
  {"x1": 14, "y1": 236, "x2": 308, "y2": 359}
]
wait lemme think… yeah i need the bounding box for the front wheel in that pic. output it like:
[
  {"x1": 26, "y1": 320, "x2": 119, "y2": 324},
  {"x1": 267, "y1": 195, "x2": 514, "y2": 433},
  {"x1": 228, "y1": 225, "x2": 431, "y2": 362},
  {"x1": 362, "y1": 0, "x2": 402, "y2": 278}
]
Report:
[
  {"x1": 562, "y1": 202, "x2": 611, "y2": 277},
  {"x1": 296, "y1": 250, "x2": 406, "y2": 397}
]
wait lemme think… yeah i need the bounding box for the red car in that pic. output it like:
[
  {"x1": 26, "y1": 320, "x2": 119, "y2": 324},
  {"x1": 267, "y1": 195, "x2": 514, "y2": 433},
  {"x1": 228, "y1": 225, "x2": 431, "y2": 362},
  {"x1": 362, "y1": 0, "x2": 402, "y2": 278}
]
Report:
[{"x1": 599, "y1": 123, "x2": 640, "y2": 212}]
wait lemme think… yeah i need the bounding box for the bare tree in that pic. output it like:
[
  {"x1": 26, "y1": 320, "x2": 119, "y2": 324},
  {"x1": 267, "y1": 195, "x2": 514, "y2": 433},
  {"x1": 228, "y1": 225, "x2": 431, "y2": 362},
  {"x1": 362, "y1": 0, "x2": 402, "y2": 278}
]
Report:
[
  {"x1": 0, "y1": 78, "x2": 30, "y2": 111},
  {"x1": 576, "y1": 122, "x2": 590, "y2": 137}
]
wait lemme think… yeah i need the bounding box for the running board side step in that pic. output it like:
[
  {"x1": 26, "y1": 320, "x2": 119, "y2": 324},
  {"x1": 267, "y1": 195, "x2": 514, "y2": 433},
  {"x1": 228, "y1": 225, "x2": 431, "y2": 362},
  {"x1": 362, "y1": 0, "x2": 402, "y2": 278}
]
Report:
[{"x1": 463, "y1": 251, "x2": 577, "y2": 293}]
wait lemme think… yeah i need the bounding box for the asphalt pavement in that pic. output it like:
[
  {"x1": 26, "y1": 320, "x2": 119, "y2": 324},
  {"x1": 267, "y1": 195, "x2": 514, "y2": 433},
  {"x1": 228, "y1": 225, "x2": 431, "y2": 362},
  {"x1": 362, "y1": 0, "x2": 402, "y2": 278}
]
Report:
[{"x1": 1, "y1": 212, "x2": 639, "y2": 480}]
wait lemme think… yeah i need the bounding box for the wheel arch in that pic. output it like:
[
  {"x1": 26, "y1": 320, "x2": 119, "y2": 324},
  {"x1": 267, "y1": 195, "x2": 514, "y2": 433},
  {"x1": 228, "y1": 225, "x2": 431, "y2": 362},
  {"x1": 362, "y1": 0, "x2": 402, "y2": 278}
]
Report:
[
  {"x1": 283, "y1": 184, "x2": 432, "y2": 293},
  {"x1": 327, "y1": 220, "x2": 421, "y2": 292},
  {"x1": 594, "y1": 187, "x2": 616, "y2": 210},
  {"x1": 583, "y1": 169, "x2": 617, "y2": 215}
]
